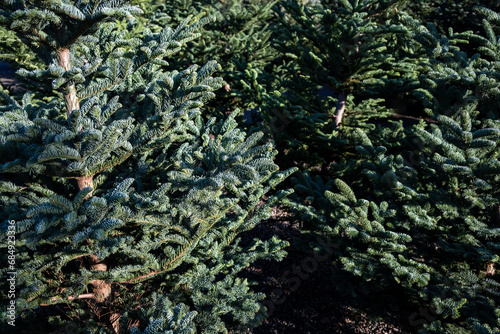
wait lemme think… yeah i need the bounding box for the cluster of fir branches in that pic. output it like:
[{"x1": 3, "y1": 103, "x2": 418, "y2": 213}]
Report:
[
  {"x1": 284, "y1": 2, "x2": 500, "y2": 333},
  {"x1": 0, "y1": 0, "x2": 296, "y2": 333}
]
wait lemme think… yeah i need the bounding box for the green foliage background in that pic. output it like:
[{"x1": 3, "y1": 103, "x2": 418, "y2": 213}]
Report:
[{"x1": 0, "y1": 0, "x2": 499, "y2": 333}]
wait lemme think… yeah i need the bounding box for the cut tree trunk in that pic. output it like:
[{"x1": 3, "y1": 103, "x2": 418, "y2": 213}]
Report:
[
  {"x1": 57, "y1": 49, "x2": 116, "y2": 331},
  {"x1": 56, "y1": 48, "x2": 80, "y2": 117},
  {"x1": 57, "y1": 49, "x2": 94, "y2": 195},
  {"x1": 77, "y1": 175, "x2": 94, "y2": 195},
  {"x1": 334, "y1": 92, "x2": 347, "y2": 129}
]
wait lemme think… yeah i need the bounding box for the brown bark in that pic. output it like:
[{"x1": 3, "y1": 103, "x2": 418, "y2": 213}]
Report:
[
  {"x1": 89, "y1": 254, "x2": 112, "y2": 303},
  {"x1": 57, "y1": 49, "x2": 93, "y2": 196},
  {"x1": 110, "y1": 312, "x2": 121, "y2": 334},
  {"x1": 77, "y1": 175, "x2": 94, "y2": 199},
  {"x1": 40, "y1": 293, "x2": 96, "y2": 305},
  {"x1": 334, "y1": 92, "x2": 347, "y2": 129},
  {"x1": 485, "y1": 262, "x2": 495, "y2": 276},
  {"x1": 77, "y1": 175, "x2": 94, "y2": 191},
  {"x1": 56, "y1": 48, "x2": 80, "y2": 117}
]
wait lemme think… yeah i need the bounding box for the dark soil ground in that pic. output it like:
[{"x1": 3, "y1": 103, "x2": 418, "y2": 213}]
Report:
[
  {"x1": 0, "y1": 62, "x2": 20, "y2": 91},
  {"x1": 230, "y1": 206, "x2": 417, "y2": 334}
]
